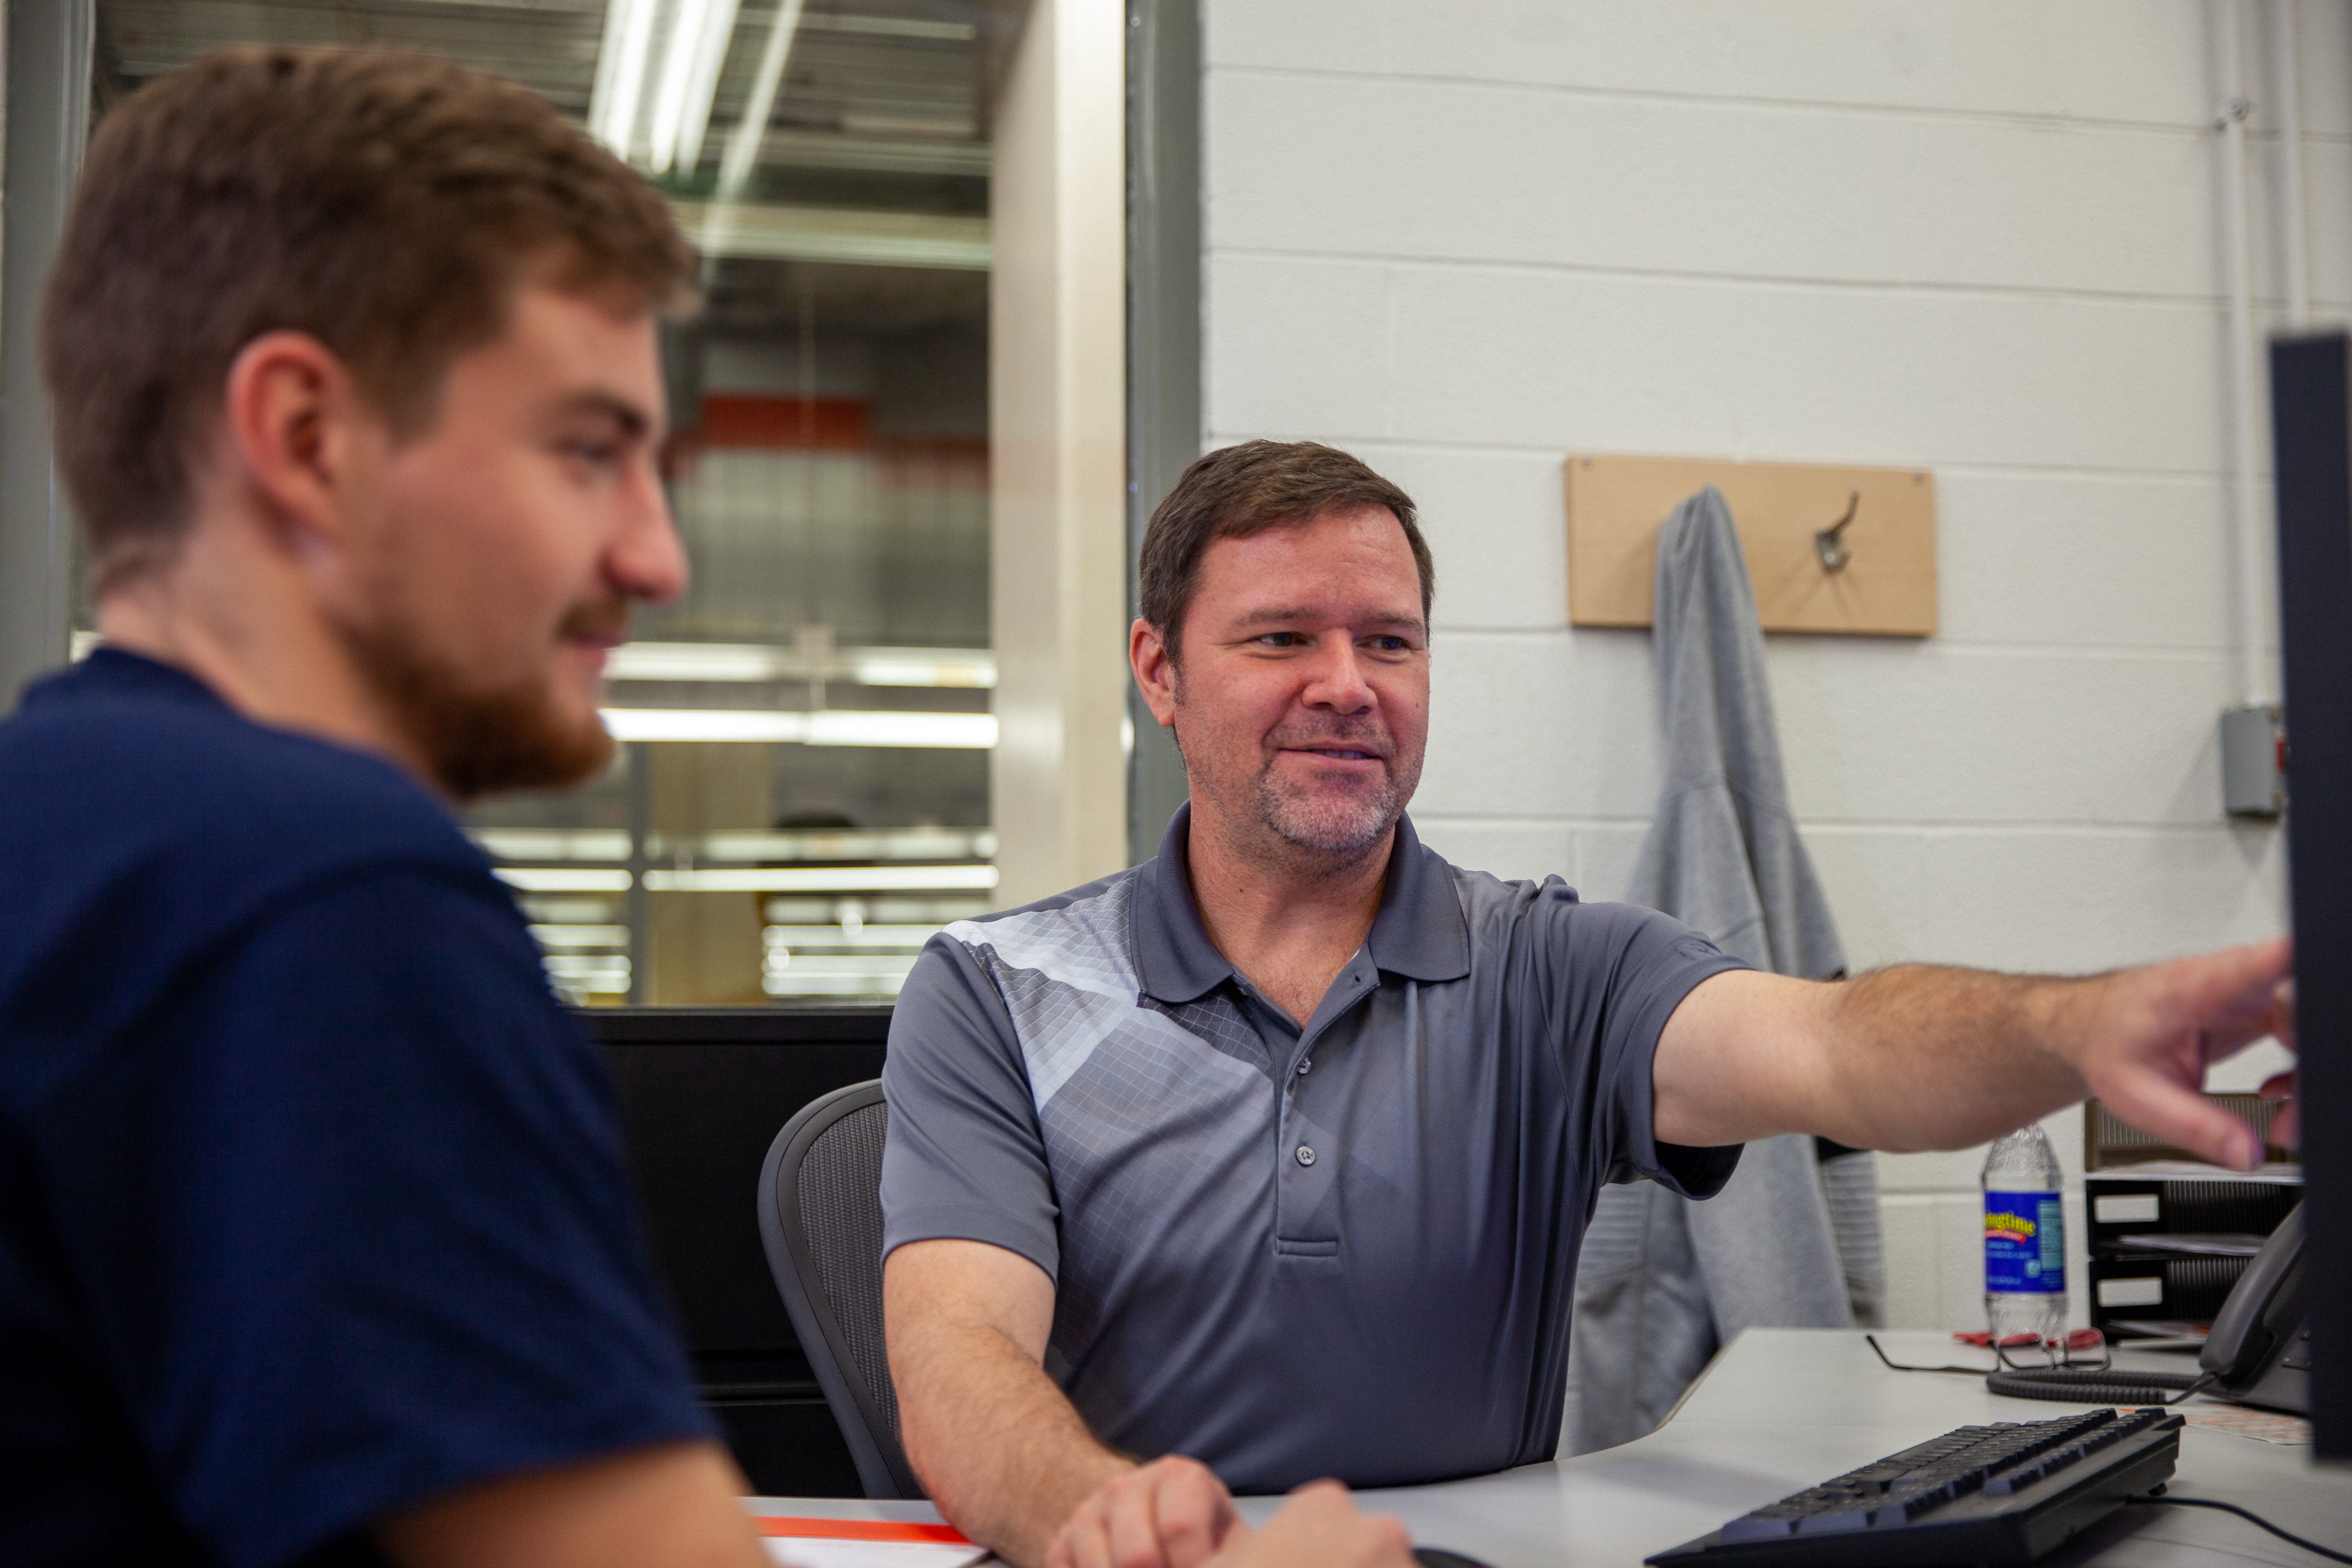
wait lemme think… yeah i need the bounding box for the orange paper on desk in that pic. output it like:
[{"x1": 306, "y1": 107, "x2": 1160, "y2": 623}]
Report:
[{"x1": 751, "y1": 1516, "x2": 989, "y2": 1568}]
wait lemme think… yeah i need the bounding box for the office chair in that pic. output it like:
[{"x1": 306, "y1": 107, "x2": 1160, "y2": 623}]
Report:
[{"x1": 757, "y1": 1079, "x2": 923, "y2": 1499}]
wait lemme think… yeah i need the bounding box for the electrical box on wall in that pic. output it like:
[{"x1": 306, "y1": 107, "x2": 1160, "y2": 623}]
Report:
[{"x1": 2219, "y1": 704, "x2": 2285, "y2": 818}]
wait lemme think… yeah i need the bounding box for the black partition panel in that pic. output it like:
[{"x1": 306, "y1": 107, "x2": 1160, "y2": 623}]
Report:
[
  {"x1": 2267, "y1": 333, "x2": 2351, "y2": 1462},
  {"x1": 582, "y1": 1005, "x2": 891, "y2": 1494}
]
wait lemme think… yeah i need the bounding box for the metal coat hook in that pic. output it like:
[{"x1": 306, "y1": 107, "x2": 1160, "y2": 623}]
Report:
[{"x1": 1814, "y1": 491, "x2": 1861, "y2": 573}]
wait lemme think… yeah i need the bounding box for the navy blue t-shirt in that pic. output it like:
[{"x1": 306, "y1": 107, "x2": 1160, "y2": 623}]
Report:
[{"x1": 0, "y1": 651, "x2": 713, "y2": 1568}]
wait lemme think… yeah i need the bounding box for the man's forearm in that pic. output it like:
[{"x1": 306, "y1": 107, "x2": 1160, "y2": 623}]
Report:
[
  {"x1": 894, "y1": 1318, "x2": 1130, "y2": 1568},
  {"x1": 1660, "y1": 942, "x2": 2288, "y2": 1168},
  {"x1": 1812, "y1": 964, "x2": 2089, "y2": 1153}
]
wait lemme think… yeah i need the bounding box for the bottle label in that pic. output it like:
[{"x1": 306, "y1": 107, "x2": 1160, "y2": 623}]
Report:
[{"x1": 1984, "y1": 1191, "x2": 2065, "y2": 1294}]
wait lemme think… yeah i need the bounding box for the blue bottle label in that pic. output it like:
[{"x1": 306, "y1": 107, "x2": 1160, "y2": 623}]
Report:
[{"x1": 1985, "y1": 1190, "x2": 2064, "y2": 1294}]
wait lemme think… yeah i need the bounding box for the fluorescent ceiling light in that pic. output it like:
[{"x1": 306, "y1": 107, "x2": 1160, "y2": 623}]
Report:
[
  {"x1": 671, "y1": 201, "x2": 990, "y2": 269},
  {"x1": 529, "y1": 924, "x2": 634, "y2": 948},
  {"x1": 592, "y1": 0, "x2": 741, "y2": 172},
  {"x1": 646, "y1": 864, "x2": 999, "y2": 892},
  {"x1": 798, "y1": 11, "x2": 974, "y2": 41},
  {"x1": 718, "y1": 0, "x2": 805, "y2": 198},
  {"x1": 763, "y1": 923, "x2": 945, "y2": 947},
  {"x1": 685, "y1": 828, "x2": 995, "y2": 862},
  {"x1": 474, "y1": 829, "x2": 633, "y2": 863},
  {"x1": 589, "y1": 0, "x2": 659, "y2": 155},
  {"x1": 601, "y1": 708, "x2": 997, "y2": 747},
  {"x1": 496, "y1": 868, "x2": 634, "y2": 893},
  {"x1": 646, "y1": 0, "x2": 738, "y2": 172},
  {"x1": 608, "y1": 642, "x2": 790, "y2": 681},
  {"x1": 676, "y1": 0, "x2": 744, "y2": 173},
  {"x1": 855, "y1": 654, "x2": 995, "y2": 689},
  {"x1": 805, "y1": 710, "x2": 997, "y2": 747},
  {"x1": 764, "y1": 954, "x2": 925, "y2": 977},
  {"x1": 605, "y1": 641, "x2": 996, "y2": 688},
  {"x1": 543, "y1": 954, "x2": 632, "y2": 977}
]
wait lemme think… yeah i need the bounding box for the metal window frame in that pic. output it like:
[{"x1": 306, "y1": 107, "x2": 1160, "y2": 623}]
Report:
[
  {"x1": 0, "y1": 0, "x2": 96, "y2": 711},
  {"x1": 1123, "y1": 0, "x2": 1197, "y2": 864}
]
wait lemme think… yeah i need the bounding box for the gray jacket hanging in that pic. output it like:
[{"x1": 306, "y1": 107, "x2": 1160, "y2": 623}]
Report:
[{"x1": 1563, "y1": 485, "x2": 1884, "y2": 1456}]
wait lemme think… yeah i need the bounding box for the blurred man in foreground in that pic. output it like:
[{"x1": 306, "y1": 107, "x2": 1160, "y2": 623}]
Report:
[{"x1": 0, "y1": 52, "x2": 1413, "y2": 1568}]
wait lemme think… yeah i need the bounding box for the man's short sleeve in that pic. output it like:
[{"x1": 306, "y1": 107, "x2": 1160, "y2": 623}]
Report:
[
  {"x1": 34, "y1": 868, "x2": 712, "y2": 1568},
  {"x1": 1540, "y1": 895, "x2": 1749, "y2": 1200},
  {"x1": 879, "y1": 933, "x2": 1060, "y2": 1281}
]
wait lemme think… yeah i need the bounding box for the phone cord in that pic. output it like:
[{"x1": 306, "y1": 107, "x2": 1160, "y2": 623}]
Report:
[{"x1": 1981, "y1": 1368, "x2": 2216, "y2": 1404}]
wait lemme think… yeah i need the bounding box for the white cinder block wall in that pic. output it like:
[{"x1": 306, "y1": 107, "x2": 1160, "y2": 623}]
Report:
[{"x1": 1200, "y1": 0, "x2": 2316, "y2": 1332}]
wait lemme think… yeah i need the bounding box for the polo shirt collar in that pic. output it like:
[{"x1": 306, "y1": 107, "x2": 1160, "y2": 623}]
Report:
[{"x1": 1130, "y1": 803, "x2": 1472, "y2": 1005}]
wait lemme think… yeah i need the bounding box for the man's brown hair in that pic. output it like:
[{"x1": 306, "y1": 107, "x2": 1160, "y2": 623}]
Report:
[
  {"x1": 1138, "y1": 440, "x2": 1433, "y2": 660},
  {"x1": 43, "y1": 47, "x2": 694, "y2": 592}
]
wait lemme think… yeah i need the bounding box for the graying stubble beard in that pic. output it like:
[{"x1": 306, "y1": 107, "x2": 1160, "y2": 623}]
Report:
[
  {"x1": 1252, "y1": 760, "x2": 1408, "y2": 855},
  {"x1": 1170, "y1": 664, "x2": 1420, "y2": 859}
]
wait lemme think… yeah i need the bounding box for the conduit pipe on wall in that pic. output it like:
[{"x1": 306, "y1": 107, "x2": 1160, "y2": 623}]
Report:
[
  {"x1": 2272, "y1": 0, "x2": 2311, "y2": 329},
  {"x1": 2216, "y1": 0, "x2": 2269, "y2": 710}
]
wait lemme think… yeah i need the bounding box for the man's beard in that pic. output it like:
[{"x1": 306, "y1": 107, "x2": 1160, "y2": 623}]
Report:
[
  {"x1": 1169, "y1": 698, "x2": 1416, "y2": 858},
  {"x1": 1251, "y1": 720, "x2": 1414, "y2": 855},
  {"x1": 336, "y1": 597, "x2": 622, "y2": 801}
]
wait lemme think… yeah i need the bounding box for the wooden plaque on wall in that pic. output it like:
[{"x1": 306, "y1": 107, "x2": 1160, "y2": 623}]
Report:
[{"x1": 1565, "y1": 454, "x2": 1937, "y2": 637}]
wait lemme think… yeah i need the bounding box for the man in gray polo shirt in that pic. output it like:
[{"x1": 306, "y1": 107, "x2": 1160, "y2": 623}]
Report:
[{"x1": 879, "y1": 442, "x2": 2297, "y2": 1568}]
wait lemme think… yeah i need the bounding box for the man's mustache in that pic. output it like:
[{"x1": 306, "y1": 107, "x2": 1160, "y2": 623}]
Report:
[
  {"x1": 1265, "y1": 721, "x2": 1396, "y2": 761},
  {"x1": 559, "y1": 597, "x2": 631, "y2": 643}
]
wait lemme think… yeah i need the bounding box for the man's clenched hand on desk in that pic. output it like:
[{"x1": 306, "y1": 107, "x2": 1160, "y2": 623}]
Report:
[{"x1": 884, "y1": 1236, "x2": 1413, "y2": 1568}]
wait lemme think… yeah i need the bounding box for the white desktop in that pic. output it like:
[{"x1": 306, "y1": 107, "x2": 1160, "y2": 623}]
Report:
[{"x1": 746, "y1": 1330, "x2": 2351, "y2": 1568}]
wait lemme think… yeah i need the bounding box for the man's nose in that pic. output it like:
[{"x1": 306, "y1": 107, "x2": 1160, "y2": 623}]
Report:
[
  {"x1": 609, "y1": 463, "x2": 690, "y2": 606},
  {"x1": 1302, "y1": 636, "x2": 1375, "y2": 713}
]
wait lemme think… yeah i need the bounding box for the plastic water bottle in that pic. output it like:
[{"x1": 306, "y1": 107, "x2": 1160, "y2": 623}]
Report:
[{"x1": 1983, "y1": 1125, "x2": 2067, "y2": 1346}]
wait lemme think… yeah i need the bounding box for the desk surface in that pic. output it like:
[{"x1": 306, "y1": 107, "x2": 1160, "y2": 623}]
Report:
[{"x1": 748, "y1": 1329, "x2": 2350, "y2": 1568}]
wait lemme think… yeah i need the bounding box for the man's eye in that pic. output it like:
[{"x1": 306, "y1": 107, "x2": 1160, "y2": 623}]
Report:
[
  {"x1": 1258, "y1": 632, "x2": 1302, "y2": 647},
  {"x1": 560, "y1": 437, "x2": 624, "y2": 467}
]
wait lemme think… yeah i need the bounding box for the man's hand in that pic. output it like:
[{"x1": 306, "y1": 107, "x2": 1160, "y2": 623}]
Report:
[
  {"x1": 1044, "y1": 1456, "x2": 1238, "y2": 1568},
  {"x1": 2053, "y1": 938, "x2": 2295, "y2": 1170},
  {"x1": 1202, "y1": 1483, "x2": 1413, "y2": 1568}
]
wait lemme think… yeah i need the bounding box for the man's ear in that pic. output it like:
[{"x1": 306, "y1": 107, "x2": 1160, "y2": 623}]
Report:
[
  {"x1": 217, "y1": 330, "x2": 373, "y2": 553},
  {"x1": 1131, "y1": 617, "x2": 1180, "y2": 728}
]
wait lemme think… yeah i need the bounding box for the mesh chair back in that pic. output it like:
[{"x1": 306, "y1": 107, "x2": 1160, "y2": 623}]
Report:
[{"x1": 757, "y1": 1080, "x2": 921, "y2": 1499}]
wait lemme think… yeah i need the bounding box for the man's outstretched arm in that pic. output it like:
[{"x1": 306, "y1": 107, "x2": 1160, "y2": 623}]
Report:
[
  {"x1": 884, "y1": 1238, "x2": 1237, "y2": 1568},
  {"x1": 1653, "y1": 937, "x2": 2297, "y2": 1167}
]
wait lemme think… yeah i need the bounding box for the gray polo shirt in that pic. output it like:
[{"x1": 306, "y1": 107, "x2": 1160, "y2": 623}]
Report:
[{"x1": 880, "y1": 807, "x2": 1745, "y2": 1491}]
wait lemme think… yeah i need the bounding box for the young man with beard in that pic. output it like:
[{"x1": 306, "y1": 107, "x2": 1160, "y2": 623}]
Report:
[
  {"x1": 0, "y1": 53, "x2": 1416, "y2": 1568},
  {"x1": 878, "y1": 440, "x2": 2301, "y2": 1568}
]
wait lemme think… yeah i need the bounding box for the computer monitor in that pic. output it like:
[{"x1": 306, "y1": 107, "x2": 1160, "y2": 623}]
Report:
[
  {"x1": 582, "y1": 1004, "x2": 890, "y2": 1494},
  {"x1": 2265, "y1": 331, "x2": 2351, "y2": 1461}
]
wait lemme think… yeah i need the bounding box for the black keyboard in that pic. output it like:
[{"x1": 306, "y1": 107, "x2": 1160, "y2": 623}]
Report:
[{"x1": 1646, "y1": 1407, "x2": 2184, "y2": 1567}]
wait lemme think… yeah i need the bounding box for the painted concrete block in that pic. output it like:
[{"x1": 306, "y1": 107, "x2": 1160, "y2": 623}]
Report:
[
  {"x1": 1206, "y1": 255, "x2": 1391, "y2": 437},
  {"x1": 1209, "y1": 0, "x2": 2215, "y2": 129},
  {"x1": 1327, "y1": 442, "x2": 1571, "y2": 632},
  {"x1": 1211, "y1": 71, "x2": 2224, "y2": 301},
  {"x1": 1384, "y1": 266, "x2": 2227, "y2": 473}
]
